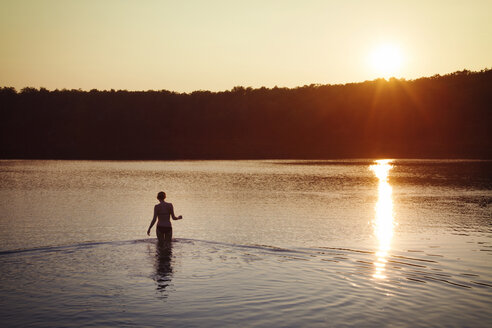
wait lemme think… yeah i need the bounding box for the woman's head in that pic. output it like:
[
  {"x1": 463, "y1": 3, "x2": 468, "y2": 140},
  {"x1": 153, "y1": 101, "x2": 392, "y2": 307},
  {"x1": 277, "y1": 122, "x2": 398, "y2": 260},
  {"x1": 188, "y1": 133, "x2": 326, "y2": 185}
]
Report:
[{"x1": 157, "y1": 191, "x2": 166, "y2": 201}]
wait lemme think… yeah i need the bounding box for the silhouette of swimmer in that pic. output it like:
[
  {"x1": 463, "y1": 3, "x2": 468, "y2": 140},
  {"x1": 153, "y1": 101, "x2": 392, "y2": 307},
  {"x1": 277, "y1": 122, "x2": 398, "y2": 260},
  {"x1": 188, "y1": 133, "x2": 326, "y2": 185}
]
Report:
[{"x1": 147, "y1": 191, "x2": 183, "y2": 246}]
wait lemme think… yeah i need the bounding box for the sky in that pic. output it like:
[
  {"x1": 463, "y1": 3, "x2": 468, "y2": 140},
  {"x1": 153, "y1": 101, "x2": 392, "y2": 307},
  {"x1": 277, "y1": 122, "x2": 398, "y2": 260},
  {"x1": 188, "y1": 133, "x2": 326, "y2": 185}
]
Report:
[{"x1": 0, "y1": 0, "x2": 491, "y2": 92}]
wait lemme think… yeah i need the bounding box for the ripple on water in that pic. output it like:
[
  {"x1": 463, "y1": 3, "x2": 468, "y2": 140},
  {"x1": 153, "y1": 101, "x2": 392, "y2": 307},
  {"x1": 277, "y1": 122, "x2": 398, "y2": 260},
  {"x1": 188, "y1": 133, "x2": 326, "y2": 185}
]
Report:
[{"x1": 0, "y1": 239, "x2": 491, "y2": 327}]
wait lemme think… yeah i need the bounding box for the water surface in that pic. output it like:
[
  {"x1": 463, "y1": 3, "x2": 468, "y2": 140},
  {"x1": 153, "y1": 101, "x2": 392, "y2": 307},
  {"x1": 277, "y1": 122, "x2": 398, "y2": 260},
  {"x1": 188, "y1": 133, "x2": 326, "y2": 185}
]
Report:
[{"x1": 0, "y1": 160, "x2": 491, "y2": 327}]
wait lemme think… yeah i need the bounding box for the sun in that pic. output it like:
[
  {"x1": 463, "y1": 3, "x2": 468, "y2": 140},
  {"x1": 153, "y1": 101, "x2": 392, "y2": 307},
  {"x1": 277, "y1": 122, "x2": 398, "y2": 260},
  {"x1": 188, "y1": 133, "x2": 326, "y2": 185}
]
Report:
[{"x1": 370, "y1": 44, "x2": 403, "y2": 79}]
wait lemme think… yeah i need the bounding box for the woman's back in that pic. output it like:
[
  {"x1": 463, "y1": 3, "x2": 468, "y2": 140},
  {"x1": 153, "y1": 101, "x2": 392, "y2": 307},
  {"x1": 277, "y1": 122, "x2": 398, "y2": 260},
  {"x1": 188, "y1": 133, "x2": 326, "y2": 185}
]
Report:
[{"x1": 155, "y1": 201, "x2": 174, "y2": 228}]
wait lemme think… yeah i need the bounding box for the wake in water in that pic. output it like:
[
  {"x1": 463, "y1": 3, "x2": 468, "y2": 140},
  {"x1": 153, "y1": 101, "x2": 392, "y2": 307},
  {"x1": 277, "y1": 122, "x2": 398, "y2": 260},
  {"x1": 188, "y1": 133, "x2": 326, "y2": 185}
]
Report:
[
  {"x1": 1, "y1": 237, "x2": 491, "y2": 327},
  {"x1": 1, "y1": 238, "x2": 490, "y2": 290}
]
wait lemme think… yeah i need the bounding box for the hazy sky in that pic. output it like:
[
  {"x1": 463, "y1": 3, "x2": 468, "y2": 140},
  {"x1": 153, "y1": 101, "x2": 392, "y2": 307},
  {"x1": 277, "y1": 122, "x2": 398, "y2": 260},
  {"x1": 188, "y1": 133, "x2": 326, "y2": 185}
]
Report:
[{"x1": 1, "y1": 0, "x2": 491, "y2": 92}]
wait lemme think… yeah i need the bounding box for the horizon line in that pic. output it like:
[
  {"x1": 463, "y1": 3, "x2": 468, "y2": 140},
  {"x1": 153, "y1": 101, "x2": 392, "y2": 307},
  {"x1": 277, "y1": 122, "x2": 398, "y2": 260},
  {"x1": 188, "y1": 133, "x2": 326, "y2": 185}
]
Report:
[{"x1": 2, "y1": 67, "x2": 490, "y2": 95}]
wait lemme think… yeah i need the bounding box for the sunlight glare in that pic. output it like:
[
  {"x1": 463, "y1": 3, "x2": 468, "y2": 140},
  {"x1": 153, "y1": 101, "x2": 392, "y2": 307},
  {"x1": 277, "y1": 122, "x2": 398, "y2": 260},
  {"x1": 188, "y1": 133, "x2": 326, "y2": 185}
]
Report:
[
  {"x1": 370, "y1": 159, "x2": 395, "y2": 279},
  {"x1": 370, "y1": 44, "x2": 403, "y2": 79}
]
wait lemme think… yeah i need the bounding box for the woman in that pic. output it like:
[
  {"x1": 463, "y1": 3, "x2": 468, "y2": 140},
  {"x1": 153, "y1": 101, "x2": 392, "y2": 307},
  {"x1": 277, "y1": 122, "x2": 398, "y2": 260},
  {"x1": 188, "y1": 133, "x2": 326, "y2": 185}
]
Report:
[{"x1": 147, "y1": 191, "x2": 182, "y2": 245}]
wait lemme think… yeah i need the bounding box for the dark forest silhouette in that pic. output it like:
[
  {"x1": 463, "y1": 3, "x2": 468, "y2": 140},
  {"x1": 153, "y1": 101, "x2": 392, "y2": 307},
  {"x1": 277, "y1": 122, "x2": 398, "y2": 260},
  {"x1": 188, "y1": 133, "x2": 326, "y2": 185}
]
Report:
[{"x1": 1, "y1": 69, "x2": 491, "y2": 159}]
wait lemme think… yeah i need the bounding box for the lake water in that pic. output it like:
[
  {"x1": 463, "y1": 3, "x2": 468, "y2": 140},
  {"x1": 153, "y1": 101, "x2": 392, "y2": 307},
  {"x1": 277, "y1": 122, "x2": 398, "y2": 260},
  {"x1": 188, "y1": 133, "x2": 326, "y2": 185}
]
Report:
[{"x1": 0, "y1": 159, "x2": 491, "y2": 327}]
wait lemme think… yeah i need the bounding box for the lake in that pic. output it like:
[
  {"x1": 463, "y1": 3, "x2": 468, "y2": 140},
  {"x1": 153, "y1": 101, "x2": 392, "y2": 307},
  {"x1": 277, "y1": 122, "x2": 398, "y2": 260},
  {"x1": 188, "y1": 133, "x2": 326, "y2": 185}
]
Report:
[{"x1": 0, "y1": 159, "x2": 491, "y2": 327}]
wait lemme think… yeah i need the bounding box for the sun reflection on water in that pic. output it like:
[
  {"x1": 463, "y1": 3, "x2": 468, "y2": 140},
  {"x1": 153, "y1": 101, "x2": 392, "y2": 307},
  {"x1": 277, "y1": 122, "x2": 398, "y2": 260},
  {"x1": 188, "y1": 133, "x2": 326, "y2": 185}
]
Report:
[{"x1": 370, "y1": 159, "x2": 395, "y2": 279}]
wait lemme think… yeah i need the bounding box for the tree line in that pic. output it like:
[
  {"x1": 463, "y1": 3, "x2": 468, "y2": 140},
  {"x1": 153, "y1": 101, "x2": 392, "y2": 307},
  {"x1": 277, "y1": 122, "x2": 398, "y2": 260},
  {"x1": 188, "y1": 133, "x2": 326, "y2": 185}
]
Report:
[{"x1": 1, "y1": 69, "x2": 491, "y2": 159}]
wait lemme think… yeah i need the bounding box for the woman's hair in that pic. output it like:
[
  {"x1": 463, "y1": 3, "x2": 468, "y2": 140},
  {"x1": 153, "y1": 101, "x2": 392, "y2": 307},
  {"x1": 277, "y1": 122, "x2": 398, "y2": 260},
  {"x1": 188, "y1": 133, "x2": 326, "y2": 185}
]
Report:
[{"x1": 157, "y1": 191, "x2": 166, "y2": 200}]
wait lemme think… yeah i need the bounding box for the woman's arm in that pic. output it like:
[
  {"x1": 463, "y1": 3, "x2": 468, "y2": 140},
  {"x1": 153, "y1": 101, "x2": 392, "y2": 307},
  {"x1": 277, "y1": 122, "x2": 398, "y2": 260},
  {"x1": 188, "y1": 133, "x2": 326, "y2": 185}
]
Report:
[
  {"x1": 170, "y1": 204, "x2": 183, "y2": 220},
  {"x1": 147, "y1": 205, "x2": 158, "y2": 235}
]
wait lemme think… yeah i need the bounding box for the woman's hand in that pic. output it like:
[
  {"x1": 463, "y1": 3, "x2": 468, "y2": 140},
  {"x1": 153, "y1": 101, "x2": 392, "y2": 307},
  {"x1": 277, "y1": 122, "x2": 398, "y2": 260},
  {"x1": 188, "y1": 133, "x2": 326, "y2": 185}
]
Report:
[
  {"x1": 178, "y1": 215, "x2": 183, "y2": 220},
  {"x1": 147, "y1": 228, "x2": 151, "y2": 236}
]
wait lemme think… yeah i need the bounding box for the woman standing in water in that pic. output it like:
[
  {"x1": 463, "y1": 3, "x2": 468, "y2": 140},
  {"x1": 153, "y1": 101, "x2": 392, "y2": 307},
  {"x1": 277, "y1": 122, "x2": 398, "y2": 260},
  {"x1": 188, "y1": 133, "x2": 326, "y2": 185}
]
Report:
[{"x1": 147, "y1": 191, "x2": 183, "y2": 245}]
